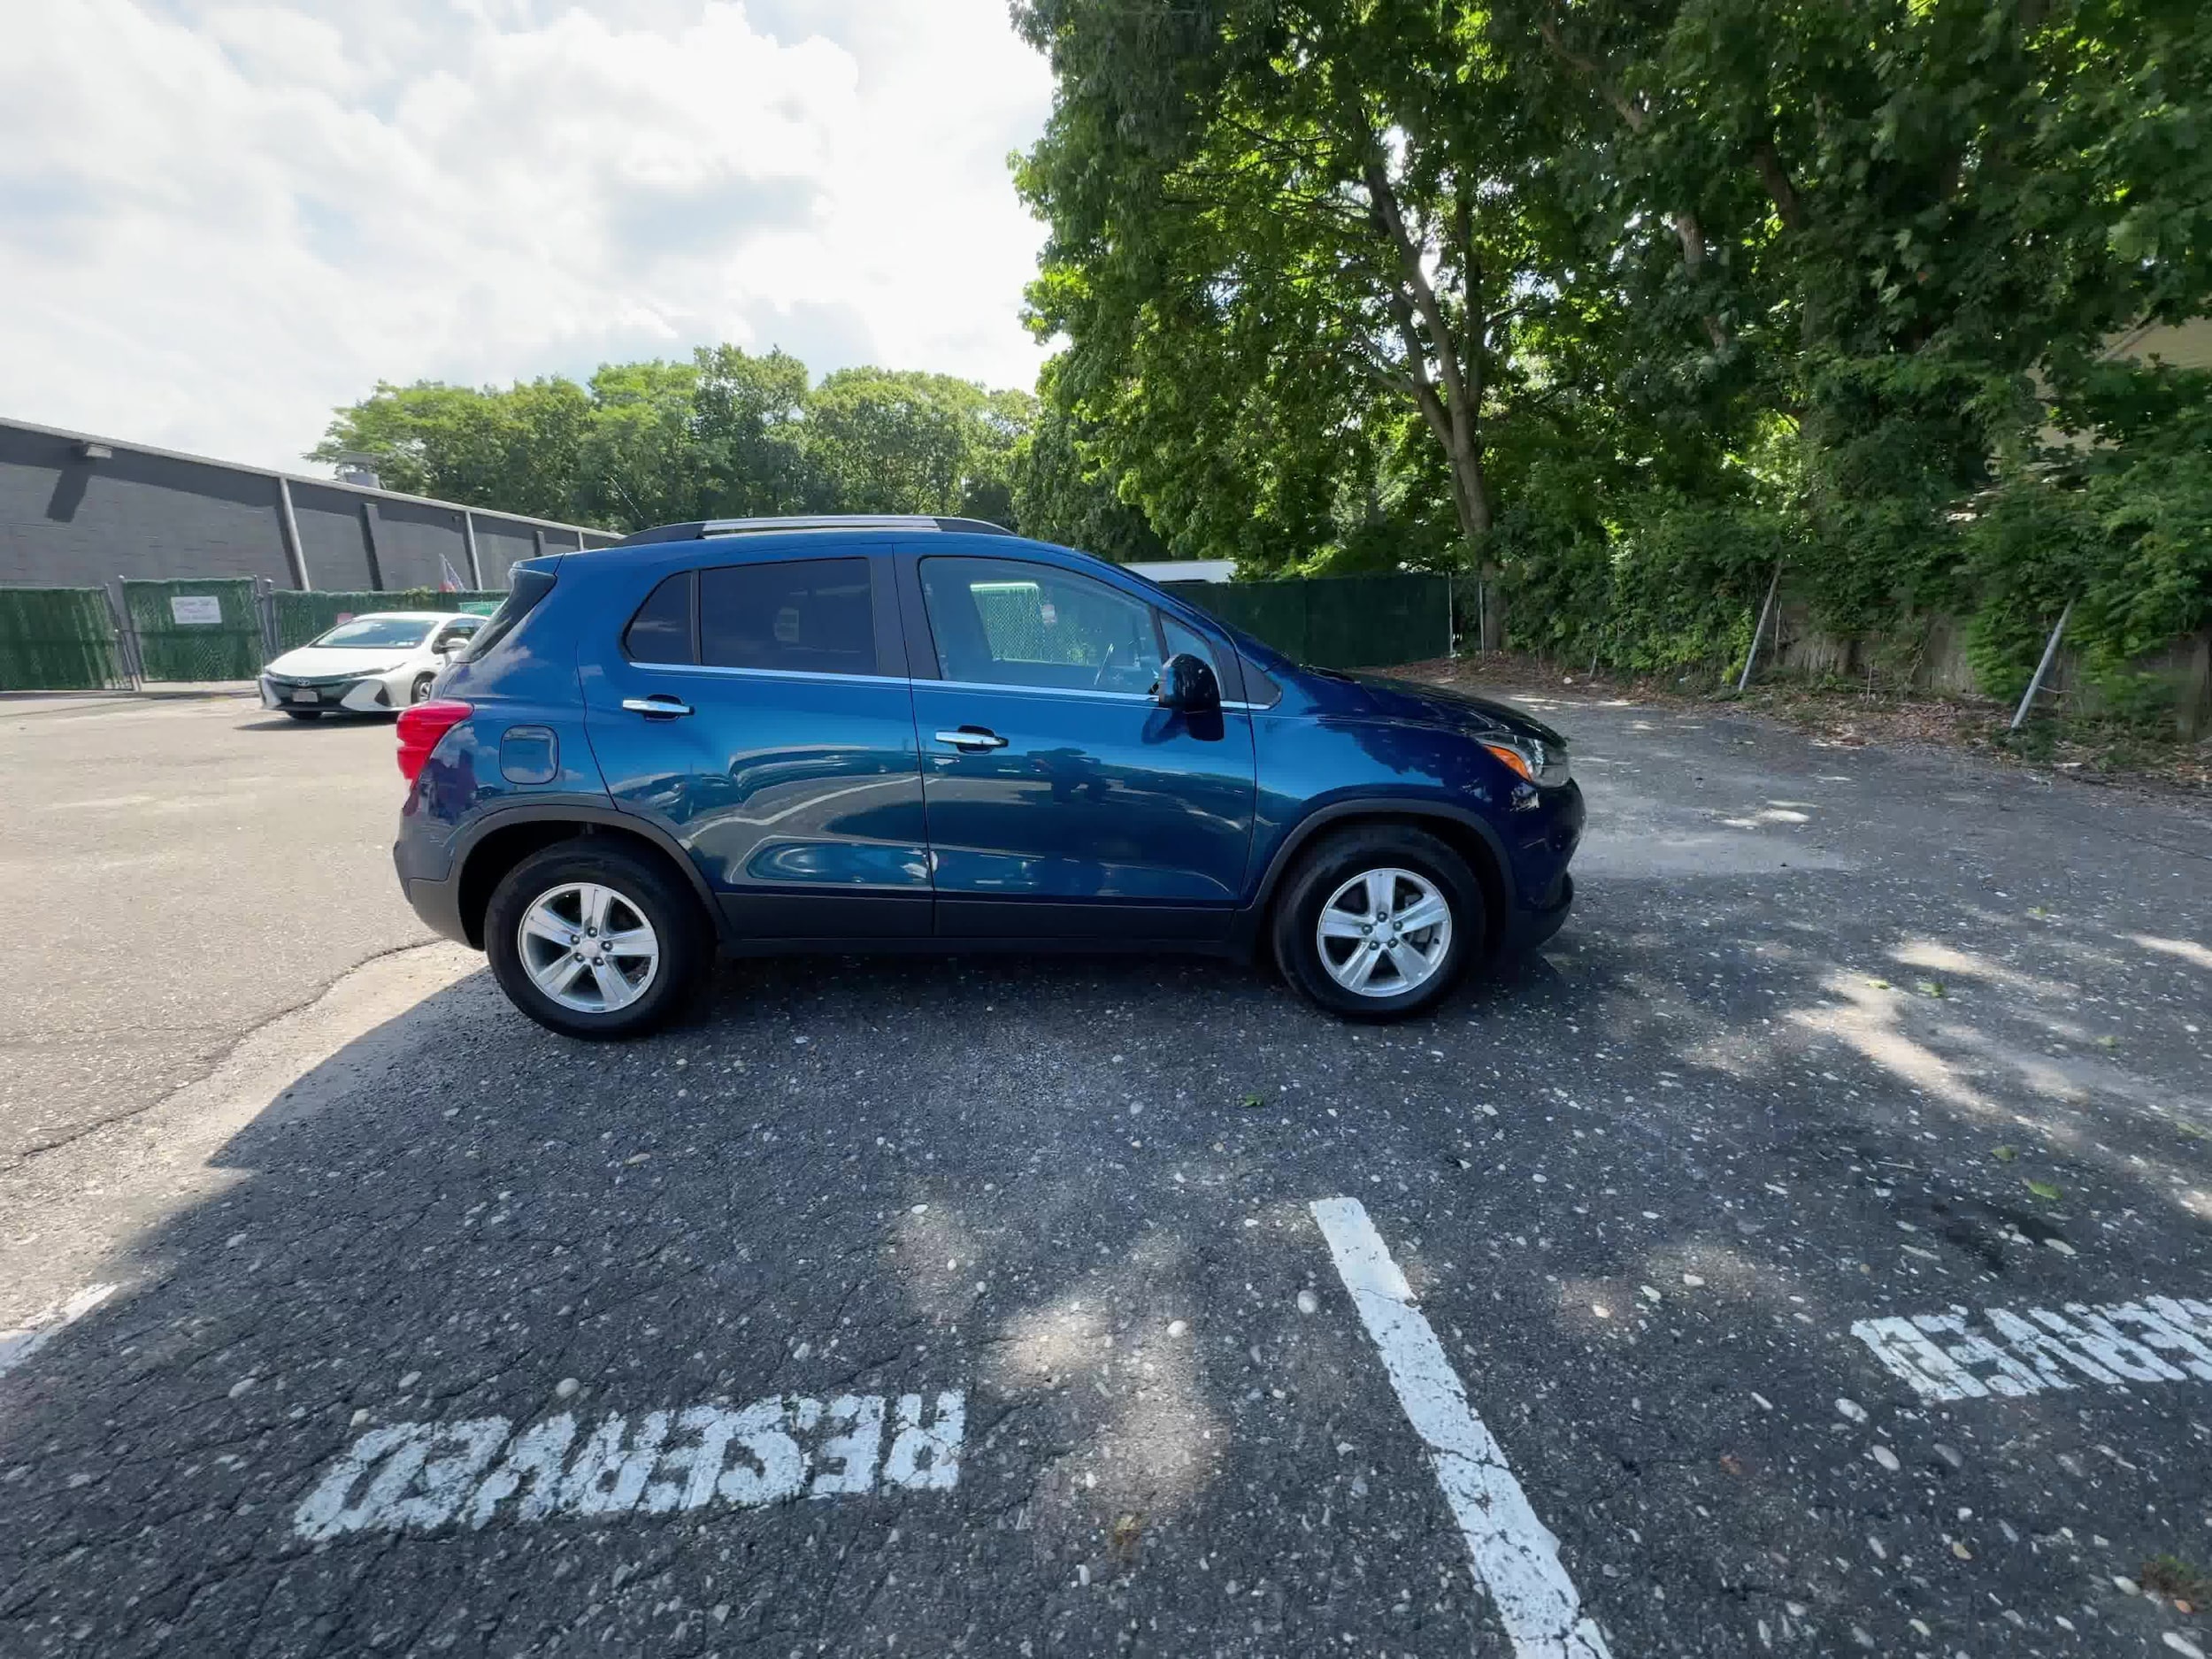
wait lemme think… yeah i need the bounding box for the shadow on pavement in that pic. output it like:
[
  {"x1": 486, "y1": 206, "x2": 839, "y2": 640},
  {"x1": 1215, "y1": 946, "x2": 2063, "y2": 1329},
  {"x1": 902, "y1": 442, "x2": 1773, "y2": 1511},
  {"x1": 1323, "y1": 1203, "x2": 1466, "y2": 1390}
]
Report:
[{"x1": 3, "y1": 870, "x2": 2209, "y2": 1655}]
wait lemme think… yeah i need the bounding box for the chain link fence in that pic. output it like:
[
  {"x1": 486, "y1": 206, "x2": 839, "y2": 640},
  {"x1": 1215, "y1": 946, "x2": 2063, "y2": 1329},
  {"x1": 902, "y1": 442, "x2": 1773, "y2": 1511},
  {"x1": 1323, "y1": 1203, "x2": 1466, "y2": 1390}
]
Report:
[
  {"x1": 1162, "y1": 572, "x2": 1451, "y2": 669},
  {"x1": 265, "y1": 588, "x2": 506, "y2": 653},
  {"x1": 119, "y1": 579, "x2": 264, "y2": 682},
  {"x1": 0, "y1": 588, "x2": 129, "y2": 691}
]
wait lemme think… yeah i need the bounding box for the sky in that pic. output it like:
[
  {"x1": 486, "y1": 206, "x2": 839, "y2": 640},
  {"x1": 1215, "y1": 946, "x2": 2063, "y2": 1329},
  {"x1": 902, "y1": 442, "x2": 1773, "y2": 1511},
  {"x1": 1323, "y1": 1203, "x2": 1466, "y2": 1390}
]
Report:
[{"x1": 1, "y1": 1, "x2": 1058, "y2": 473}]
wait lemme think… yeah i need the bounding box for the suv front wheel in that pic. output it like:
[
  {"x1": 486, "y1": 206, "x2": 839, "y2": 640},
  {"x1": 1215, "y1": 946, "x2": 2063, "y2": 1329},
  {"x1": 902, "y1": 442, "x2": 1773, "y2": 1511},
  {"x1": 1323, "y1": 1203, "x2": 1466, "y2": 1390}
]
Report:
[
  {"x1": 484, "y1": 839, "x2": 708, "y2": 1038},
  {"x1": 1271, "y1": 825, "x2": 1485, "y2": 1020}
]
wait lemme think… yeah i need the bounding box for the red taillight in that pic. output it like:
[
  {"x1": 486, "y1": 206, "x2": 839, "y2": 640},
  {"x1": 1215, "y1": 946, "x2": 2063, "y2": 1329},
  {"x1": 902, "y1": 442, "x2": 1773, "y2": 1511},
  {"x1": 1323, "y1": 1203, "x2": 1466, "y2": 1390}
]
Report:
[{"x1": 397, "y1": 700, "x2": 472, "y2": 782}]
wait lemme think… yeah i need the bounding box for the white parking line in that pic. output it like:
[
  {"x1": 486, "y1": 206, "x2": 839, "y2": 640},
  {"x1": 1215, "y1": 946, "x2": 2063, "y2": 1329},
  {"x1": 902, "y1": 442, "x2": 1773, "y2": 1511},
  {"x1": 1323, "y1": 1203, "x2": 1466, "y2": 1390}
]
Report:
[
  {"x1": 1853, "y1": 1295, "x2": 2212, "y2": 1402},
  {"x1": 1310, "y1": 1198, "x2": 1611, "y2": 1659},
  {"x1": 0, "y1": 1283, "x2": 118, "y2": 1381}
]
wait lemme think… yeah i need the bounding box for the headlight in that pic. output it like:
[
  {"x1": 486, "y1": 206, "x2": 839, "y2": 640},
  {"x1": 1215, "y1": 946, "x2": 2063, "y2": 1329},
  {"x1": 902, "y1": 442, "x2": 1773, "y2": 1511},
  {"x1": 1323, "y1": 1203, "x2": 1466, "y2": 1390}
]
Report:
[{"x1": 1481, "y1": 736, "x2": 1571, "y2": 789}]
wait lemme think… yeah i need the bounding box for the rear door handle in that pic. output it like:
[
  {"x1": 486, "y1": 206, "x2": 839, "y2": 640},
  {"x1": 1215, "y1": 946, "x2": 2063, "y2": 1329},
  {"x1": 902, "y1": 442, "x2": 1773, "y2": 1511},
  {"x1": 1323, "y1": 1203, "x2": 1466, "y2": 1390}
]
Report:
[
  {"x1": 934, "y1": 727, "x2": 1008, "y2": 750},
  {"x1": 622, "y1": 695, "x2": 693, "y2": 718}
]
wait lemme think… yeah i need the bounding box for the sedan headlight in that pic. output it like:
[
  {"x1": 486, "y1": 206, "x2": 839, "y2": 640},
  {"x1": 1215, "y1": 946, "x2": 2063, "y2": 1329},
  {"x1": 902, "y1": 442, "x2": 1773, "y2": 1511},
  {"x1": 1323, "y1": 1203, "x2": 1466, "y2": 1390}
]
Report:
[{"x1": 1481, "y1": 735, "x2": 1571, "y2": 789}]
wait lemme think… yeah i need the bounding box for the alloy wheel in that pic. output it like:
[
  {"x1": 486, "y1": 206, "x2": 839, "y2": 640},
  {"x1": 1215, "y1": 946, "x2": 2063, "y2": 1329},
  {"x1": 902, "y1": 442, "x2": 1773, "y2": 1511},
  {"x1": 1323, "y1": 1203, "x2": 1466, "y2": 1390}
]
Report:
[
  {"x1": 518, "y1": 881, "x2": 661, "y2": 1014},
  {"x1": 1316, "y1": 866, "x2": 1453, "y2": 997}
]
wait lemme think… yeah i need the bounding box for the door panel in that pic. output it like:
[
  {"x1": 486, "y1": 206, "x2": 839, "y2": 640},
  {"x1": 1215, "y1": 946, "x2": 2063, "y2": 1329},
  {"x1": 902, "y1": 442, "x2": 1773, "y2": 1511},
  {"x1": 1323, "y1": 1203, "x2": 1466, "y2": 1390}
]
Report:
[
  {"x1": 580, "y1": 557, "x2": 932, "y2": 940},
  {"x1": 904, "y1": 552, "x2": 1257, "y2": 939},
  {"x1": 910, "y1": 683, "x2": 1256, "y2": 914}
]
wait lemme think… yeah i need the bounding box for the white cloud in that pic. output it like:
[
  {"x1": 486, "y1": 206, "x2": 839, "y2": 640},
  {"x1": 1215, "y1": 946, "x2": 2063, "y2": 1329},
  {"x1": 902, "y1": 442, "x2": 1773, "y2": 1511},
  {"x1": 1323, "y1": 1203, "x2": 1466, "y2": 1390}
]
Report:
[{"x1": 0, "y1": 0, "x2": 1055, "y2": 471}]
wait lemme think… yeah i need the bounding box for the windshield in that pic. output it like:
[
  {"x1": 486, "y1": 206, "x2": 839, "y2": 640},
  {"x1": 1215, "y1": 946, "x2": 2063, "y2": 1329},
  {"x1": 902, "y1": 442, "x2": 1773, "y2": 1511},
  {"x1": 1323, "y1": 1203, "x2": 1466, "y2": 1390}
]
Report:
[{"x1": 311, "y1": 618, "x2": 434, "y2": 649}]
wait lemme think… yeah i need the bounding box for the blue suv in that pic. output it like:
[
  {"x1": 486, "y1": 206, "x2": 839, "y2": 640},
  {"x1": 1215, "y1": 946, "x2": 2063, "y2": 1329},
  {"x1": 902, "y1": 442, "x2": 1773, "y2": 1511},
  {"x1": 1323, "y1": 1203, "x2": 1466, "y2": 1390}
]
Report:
[{"x1": 393, "y1": 516, "x2": 1582, "y2": 1036}]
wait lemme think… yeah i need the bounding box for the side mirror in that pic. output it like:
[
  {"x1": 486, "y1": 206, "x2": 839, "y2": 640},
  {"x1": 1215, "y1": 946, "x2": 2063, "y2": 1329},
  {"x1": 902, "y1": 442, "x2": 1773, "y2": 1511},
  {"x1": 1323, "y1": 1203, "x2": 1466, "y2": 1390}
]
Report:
[{"x1": 1156, "y1": 652, "x2": 1221, "y2": 713}]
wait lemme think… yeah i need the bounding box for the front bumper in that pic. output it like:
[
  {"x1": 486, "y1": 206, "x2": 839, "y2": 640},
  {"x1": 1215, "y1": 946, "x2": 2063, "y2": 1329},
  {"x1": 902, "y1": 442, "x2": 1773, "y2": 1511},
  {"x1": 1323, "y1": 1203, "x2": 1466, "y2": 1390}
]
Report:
[
  {"x1": 262, "y1": 674, "x2": 396, "y2": 713},
  {"x1": 1501, "y1": 872, "x2": 1574, "y2": 954}
]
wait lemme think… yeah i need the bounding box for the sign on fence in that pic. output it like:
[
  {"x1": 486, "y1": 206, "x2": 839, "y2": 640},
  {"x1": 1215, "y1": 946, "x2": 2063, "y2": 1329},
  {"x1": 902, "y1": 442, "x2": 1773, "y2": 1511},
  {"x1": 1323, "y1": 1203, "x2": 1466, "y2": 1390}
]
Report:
[
  {"x1": 121, "y1": 580, "x2": 263, "y2": 682},
  {"x1": 169, "y1": 595, "x2": 224, "y2": 626}
]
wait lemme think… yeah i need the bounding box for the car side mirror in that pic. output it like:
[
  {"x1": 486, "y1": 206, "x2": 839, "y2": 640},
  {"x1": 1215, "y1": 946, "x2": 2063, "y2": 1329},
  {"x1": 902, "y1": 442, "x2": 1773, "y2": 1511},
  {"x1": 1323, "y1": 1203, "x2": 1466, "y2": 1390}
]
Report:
[
  {"x1": 434, "y1": 636, "x2": 461, "y2": 655},
  {"x1": 1156, "y1": 652, "x2": 1220, "y2": 713}
]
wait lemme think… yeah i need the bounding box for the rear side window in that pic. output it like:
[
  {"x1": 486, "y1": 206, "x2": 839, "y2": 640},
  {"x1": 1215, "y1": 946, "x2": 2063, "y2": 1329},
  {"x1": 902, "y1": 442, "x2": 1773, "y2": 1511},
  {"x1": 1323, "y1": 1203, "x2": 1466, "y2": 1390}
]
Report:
[
  {"x1": 623, "y1": 572, "x2": 695, "y2": 664},
  {"x1": 456, "y1": 567, "x2": 556, "y2": 663},
  {"x1": 699, "y1": 558, "x2": 876, "y2": 676}
]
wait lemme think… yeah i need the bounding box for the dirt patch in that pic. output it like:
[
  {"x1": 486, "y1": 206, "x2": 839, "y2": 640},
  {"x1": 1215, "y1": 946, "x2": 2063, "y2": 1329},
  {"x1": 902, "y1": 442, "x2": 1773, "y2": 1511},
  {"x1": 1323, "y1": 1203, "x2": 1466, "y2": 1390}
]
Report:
[{"x1": 1393, "y1": 651, "x2": 2212, "y2": 798}]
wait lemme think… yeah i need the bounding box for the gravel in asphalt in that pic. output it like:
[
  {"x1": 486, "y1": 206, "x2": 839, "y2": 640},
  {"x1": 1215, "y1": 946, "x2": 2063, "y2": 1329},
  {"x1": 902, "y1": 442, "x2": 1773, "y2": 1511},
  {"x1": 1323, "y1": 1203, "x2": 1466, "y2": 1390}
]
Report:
[{"x1": 4, "y1": 688, "x2": 2208, "y2": 1656}]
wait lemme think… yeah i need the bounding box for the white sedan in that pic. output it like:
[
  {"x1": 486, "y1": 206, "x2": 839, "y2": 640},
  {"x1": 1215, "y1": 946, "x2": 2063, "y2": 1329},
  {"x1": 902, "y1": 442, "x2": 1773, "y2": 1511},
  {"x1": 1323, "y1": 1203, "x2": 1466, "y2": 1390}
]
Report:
[{"x1": 258, "y1": 611, "x2": 483, "y2": 719}]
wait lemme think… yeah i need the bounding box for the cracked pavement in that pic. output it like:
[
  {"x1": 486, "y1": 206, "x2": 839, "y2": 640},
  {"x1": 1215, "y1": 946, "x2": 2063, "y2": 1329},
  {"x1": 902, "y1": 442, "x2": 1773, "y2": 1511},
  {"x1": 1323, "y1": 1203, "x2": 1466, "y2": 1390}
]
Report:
[{"x1": 4, "y1": 688, "x2": 2210, "y2": 1656}]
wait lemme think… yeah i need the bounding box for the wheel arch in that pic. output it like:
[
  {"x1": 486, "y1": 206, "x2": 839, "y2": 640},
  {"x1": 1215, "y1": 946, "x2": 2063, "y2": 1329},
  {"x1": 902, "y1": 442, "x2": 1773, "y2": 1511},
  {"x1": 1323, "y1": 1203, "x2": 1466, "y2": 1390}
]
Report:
[
  {"x1": 453, "y1": 803, "x2": 720, "y2": 950},
  {"x1": 1250, "y1": 799, "x2": 1514, "y2": 954}
]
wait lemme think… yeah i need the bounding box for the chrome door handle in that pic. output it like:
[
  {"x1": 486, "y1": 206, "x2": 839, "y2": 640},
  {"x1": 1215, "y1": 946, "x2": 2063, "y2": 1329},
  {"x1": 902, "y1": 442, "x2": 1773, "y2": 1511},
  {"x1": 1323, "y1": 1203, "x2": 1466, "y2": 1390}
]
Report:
[
  {"x1": 623, "y1": 695, "x2": 692, "y2": 718},
  {"x1": 934, "y1": 728, "x2": 1007, "y2": 750}
]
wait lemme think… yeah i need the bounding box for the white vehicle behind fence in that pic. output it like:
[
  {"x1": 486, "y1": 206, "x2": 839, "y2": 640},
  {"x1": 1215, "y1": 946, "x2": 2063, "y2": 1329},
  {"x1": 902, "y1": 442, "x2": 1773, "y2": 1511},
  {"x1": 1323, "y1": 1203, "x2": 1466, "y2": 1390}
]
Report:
[{"x1": 257, "y1": 611, "x2": 483, "y2": 718}]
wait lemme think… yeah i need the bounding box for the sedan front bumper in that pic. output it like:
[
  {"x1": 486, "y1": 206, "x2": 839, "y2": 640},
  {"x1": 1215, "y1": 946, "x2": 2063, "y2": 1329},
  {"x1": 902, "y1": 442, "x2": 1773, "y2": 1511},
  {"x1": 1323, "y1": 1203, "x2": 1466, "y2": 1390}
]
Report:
[{"x1": 261, "y1": 674, "x2": 396, "y2": 712}]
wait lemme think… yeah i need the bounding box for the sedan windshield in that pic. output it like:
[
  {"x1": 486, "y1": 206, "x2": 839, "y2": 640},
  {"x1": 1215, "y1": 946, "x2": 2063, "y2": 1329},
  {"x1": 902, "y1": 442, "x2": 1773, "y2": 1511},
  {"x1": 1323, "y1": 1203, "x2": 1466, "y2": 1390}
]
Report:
[{"x1": 311, "y1": 618, "x2": 434, "y2": 649}]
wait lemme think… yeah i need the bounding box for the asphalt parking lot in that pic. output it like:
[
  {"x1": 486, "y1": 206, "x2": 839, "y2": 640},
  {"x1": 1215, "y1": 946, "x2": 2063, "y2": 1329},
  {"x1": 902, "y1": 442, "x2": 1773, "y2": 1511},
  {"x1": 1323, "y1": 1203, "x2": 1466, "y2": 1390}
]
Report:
[{"x1": 4, "y1": 687, "x2": 2210, "y2": 1657}]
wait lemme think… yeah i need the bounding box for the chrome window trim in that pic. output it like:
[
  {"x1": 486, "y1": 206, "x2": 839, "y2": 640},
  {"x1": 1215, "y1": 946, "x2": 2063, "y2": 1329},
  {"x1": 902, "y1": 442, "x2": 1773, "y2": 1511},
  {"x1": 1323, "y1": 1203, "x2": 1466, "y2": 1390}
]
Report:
[
  {"x1": 629, "y1": 660, "x2": 890, "y2": 687},
  {"x1": 621, "y1": 657, "x2": 1261, "y2": 710}
]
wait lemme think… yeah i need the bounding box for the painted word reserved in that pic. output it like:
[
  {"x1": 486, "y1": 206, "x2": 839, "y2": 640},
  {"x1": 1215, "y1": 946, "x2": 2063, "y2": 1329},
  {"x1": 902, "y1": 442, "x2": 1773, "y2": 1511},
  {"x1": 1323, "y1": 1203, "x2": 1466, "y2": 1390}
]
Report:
[
  {"x1": 1853, "y1": 1297, "x2": 2212, "y2": 1403},
  {"x1": 295, "y1": 1389, "x2": 964, "y2": 1541}
]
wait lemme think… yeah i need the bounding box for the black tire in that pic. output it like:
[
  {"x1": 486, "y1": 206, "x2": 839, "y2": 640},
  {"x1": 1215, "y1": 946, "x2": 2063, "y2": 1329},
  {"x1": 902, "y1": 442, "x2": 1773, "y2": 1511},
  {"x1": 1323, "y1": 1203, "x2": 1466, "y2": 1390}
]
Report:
[
  {"x1": 1270, "y1": 824, "x2": 1486, "y2": 1021},
  {"x1": 282, "y1": 708, "x2": 322, "y2": 721},
  {"x1": 409, "y1": 672, "x2": 437, "y2": 704},
  {"x1": 484, "y1": 838, "x2": 711, "y2": 1039}
]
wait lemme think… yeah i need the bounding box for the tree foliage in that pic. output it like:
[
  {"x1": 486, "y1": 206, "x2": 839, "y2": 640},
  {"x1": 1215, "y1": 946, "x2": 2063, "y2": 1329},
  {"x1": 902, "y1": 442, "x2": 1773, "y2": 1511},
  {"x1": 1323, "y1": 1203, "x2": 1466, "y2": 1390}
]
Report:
[
  {"x1": 1015, "y1": 0, "x2": 2212, "y2": 707},
  {"x1": 313, "y1": 347, "x2": 1066, "y2": 539}
]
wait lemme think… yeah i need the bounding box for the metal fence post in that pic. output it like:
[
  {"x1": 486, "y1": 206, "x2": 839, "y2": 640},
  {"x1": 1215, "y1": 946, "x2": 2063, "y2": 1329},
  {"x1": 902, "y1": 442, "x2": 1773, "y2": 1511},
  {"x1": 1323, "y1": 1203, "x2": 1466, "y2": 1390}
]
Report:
[
  {"x1": 106, "y1": 578, "x2": 140, "y2": 687},
  {"x1": 2010, "y1": 600, "x2": 2074, "y2": 733},
  {"x1": 462, "y1": 511, "x2": 484, "y2": 588},
  {"x1": 1737, "y1": 562, "x2": 1784, "y2": 692}
]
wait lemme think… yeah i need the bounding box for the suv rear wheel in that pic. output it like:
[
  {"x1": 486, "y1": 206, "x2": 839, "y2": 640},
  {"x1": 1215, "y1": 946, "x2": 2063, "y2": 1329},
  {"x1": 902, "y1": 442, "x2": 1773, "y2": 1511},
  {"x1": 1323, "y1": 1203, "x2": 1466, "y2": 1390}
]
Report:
[
  {"x1": 1271, "y1": 825, "x2": 1485, "y2": 1020},
  {"x1": 484, "y1": 839, "x2": 709, "y2": 1038}
]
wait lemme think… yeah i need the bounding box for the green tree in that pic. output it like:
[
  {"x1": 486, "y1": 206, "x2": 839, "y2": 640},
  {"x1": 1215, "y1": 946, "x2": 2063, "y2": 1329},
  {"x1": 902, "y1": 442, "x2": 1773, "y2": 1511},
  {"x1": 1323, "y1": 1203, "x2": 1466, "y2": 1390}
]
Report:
[
  {"x1": 1015, "y1": 0, "x2": 1570, "y2": 581},
  {"x1": 1009, "y1": 368, "x2": 1170, "y2": 565},
  {"x1": 312, "y1": 377, "x2": 593, "y2": 523},
  {"x1": 316, "y1": 349, "x2": 1039, "y2": 537},
  {"x1": 1016, "y1": 0, "x2": 2212, "y2": 691},
  {"x1": 803, "y1": 368, "x2": 1035, "y2": 523}
]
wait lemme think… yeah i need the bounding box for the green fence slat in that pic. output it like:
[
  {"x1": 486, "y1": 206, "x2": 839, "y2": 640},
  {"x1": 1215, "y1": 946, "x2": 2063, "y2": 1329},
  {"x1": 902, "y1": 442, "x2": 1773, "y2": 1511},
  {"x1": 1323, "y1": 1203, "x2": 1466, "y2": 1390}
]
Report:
[
  {"x1": 1303, "y1": 572, "x2": 1453, "y2": 669},
  {"x1": 0, "y1": 588, "x2": 126, "y2": 691},
  {"x1": 1161, "y1": 573, "x2": 1448, "y2": 669},
  {"x1": 268, "y1": 589, "x2": 506, "y2": 652},
  {"x1": 121, "y1": 579, "x2": 265, "y2": 681}
]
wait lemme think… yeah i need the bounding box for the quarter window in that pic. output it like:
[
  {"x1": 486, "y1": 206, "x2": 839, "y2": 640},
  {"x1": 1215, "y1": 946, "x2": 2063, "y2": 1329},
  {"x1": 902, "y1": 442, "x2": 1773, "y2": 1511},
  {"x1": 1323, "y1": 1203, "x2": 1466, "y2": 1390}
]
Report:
[
  {"x1": 699, "y1": 558, "x2": 876, "y2": 676},
  {"x1": 622, "y1": 572, "x2": 695, "y2": 664},
  {"x1": 920, "y1": 557, "x2": 1164, "y2": 694},
  {"x1": 1160, "y1": 614, "x2": 1220, "y2": 677}
]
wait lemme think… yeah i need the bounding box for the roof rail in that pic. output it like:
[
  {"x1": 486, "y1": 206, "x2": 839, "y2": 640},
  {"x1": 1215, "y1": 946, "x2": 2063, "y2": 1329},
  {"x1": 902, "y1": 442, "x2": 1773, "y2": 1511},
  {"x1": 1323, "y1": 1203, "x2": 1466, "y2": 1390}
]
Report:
[
  {"x1": 609, "y1": 514, "x2": 1018, "y2": 548},
  {"x1": 696, "y1": 514, "x2": 1016, "y2": 538}
]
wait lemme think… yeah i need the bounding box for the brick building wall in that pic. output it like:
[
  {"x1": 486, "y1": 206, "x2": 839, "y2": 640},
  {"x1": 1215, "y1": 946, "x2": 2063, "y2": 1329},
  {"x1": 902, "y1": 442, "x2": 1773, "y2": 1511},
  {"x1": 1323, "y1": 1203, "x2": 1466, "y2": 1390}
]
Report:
[{"x1": 0, "y1": 416, "x2": 615, "y2": 602}]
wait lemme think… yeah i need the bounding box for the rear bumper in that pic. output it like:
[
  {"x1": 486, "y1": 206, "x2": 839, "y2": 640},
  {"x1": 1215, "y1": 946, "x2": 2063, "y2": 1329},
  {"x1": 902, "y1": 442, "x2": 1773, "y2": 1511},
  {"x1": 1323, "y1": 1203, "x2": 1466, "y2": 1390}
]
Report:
[{"x1": 397, "y1": 864, "x2": 472, "y2": 946}]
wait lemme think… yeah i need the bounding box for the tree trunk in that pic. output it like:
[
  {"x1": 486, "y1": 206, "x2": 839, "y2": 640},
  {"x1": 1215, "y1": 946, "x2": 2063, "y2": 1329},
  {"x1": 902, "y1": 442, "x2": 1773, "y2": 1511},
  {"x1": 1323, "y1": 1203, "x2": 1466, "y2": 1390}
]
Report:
[{"x1": 1363, "y1": 164, "x2": 1494, "y2": 547}]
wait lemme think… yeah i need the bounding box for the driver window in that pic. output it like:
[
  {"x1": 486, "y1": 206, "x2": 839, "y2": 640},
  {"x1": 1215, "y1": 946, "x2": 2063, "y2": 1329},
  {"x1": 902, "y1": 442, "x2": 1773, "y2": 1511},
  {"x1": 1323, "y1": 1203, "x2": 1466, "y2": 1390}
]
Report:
[{"x1": 920, "y1": 557, "x2": 1164, "y2": 694}]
